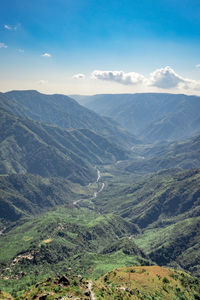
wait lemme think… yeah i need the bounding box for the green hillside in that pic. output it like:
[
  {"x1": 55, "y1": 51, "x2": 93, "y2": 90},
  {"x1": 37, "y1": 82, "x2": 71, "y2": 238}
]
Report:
[
  {"x1": 93, "y1": 168, "x2": 200, "y2": 228},
  {"x1": 135, "y1": 217, "x2": 200, "y2": 278},
  {"x1": 0, "y1": 207, "x2": 150, "y2": 296},
  {"x1": 0, "y1": 108, "x2": 130, "y2": 184},
  {"x1": 93, "y1": 167, "x2": 200, "y2": 277},
  {"x1": 3, "y1": 266, "x2": 199, "y2": 299},
  {"x1": 0, "y1": 173, "x2": 89, "y2": 222},
  {"x1": 127, "y1": 134, "x2": 200, "y2": 173}
]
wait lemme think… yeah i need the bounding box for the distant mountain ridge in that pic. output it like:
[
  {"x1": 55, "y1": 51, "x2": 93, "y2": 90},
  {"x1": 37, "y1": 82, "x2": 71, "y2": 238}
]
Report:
[
  {"x1": 75, "y1": 93, "x2": 200, "y2": 142},
  {"x1": 1, "y1": 90, "x2": 138, "y2": 146}
]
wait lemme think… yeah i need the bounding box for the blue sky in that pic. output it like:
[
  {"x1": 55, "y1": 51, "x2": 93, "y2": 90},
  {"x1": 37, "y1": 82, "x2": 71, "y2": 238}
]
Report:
[{"x1": 1, "y1": 0, "x2": 200, "y2": 94}]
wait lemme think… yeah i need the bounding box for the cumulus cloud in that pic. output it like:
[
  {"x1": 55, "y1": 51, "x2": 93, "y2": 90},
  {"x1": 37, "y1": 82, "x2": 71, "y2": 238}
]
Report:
[
  {"x1": 91, "y1": 66, "x2": 200, "y2": 91},
  {"x1": 180, "y1": 78, "x2": 200, "y2": 90},
  {"x1": 72, "y1": 73, "x2": 86, "y2": 79},
  {"x1": 41, "y1": 53, "x2": 51, "y2": 57},
  {"x1": 91, "y1": 70, "x2": 145, "y2": 85},
  {"x1": 149, "y1": 66, "x2": 200, "y2": 90},
  {"x1": 0, "y1": 42, "x2": 8, "y2": 48},
  {"x1": 149, "y1": 66, "x2": 184, "y2": 89}
]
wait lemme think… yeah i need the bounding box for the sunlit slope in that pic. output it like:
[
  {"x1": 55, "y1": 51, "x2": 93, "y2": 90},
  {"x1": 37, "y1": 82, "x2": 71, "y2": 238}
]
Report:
[
  {"x1": 0, "y1": 207, "x2": 150, "y2": 295},
  {"x1": 7, "y1": 266, "x2": 199, "y2": 299},
  {"x1": 95, "y1": 266, "x2": 200, "y2": 299}
]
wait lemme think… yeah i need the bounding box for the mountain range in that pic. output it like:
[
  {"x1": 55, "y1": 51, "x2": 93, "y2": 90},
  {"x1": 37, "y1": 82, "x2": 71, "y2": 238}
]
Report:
[
  {"x1": 0, "y1": 90, "x2": 138, "y2": 146},
  {"x1": 74, "y1": 93, "x2": 200, "y2": 142}
]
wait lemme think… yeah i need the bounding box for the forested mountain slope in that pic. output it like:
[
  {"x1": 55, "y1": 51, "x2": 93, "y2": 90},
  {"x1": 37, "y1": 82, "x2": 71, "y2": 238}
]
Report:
[
  {"x1": 93, "y1": 167, "x2": 200, "y2": 277},
  {"x1": 0, "y1": 174, "x2": 84, "y2": 222},
  {"x1": 127, "y1": 133, "x2": 200, "y2": 173},
  {"x1": 1, "y1": 90, "x2": 138, "y2": 146},
  {"x1": 0, "y1": 207, "x2": 150, "y2": 296},
  {"x1": 94, "y1": 168, "x2": 200, "y2": 228},
  {"x1": 0, "y1": 108, "x2": 129, "y2": 184}
]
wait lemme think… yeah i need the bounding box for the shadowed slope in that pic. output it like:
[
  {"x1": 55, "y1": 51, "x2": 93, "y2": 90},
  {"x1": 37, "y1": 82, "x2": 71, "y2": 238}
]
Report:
[
  {"x1": 3, "y1": 90, "x2": 139, "y2": 146},
  {"x1": 0, "y1": 108, "x2": 130, "y2": 183}
]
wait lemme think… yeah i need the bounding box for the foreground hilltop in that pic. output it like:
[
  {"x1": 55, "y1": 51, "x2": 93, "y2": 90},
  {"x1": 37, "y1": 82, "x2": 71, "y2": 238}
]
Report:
[
  {"x1": 3, "y1": 266, "x2": 199, "y2": 299},
  {"x1": 95, "y1": 266, "x2": 200, "y2": 299}
]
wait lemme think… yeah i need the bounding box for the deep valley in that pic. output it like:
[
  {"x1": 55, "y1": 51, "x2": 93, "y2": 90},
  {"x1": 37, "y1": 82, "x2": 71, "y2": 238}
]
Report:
[{"x1": 0, "y1": 91, "x2": 199, "y2": 299}]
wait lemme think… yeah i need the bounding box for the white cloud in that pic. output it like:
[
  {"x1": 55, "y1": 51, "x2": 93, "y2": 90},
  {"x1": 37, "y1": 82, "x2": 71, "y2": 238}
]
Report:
[
  {"x1": 149, "y1": 66, "x2": 184, "y2": 89},
  {"x1": 4, "y1": 24, "x2": 17, "y2": 30},
  {"x1": 180, "y1": 78, "x2": 200, "y2": 91},
  {"x1": 37, "y1": 80, "x2": 48, "y2": 85},
  {"x1": 91, "y1": 70, "x2": 145, "y2": 85},
  {"x1": 41, "y1": 53, "x2": 51, "y2": 57},
  {"x1": 0, "y1": 42, "x2": 8, "y2": 48},
  {"x1": 4, "y1": 25, "x2": 11, "y2": 30},
  {"x1": 72, "y1": 73, "x2": 86, "y2": 79},
  {"x1": 196, "y1": 64, "x2": 200, "y2": 69},
  {"x1": 149, "y1": 66, "x2": 200, "y2": 90},
  {"x1": 18, "y1": 49, "x2": 24, "y2": 53},
  {"x1": 91, "y1": 66, "x2": 200, "y2": 91}
]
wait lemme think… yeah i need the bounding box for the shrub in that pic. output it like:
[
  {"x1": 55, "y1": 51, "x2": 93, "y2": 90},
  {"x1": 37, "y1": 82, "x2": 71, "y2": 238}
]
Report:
[
  {"x1": 163, "y1": 277, "x2": 170, "y2": 284},
  {"x1": 53, "y1": 286, "x2": 60, "y2": 292},
  {"x1": 130, "y1": 269, "x2": 136, "y2": 273}
]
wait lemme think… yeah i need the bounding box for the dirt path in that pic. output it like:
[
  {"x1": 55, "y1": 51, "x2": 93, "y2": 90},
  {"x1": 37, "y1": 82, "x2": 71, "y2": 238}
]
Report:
[
  {"x1": 92, "y1": 182, "x2": 105, "y2": 199},
  {"x1": 96, "y1": 169, "x2": 101, "y2": 182},
  {"x1": 73, "y1": 198, "x2": 84, "y2": 205},
  {"x1": 88, "y1": 281, "x2": 96, "y2": 300}
]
